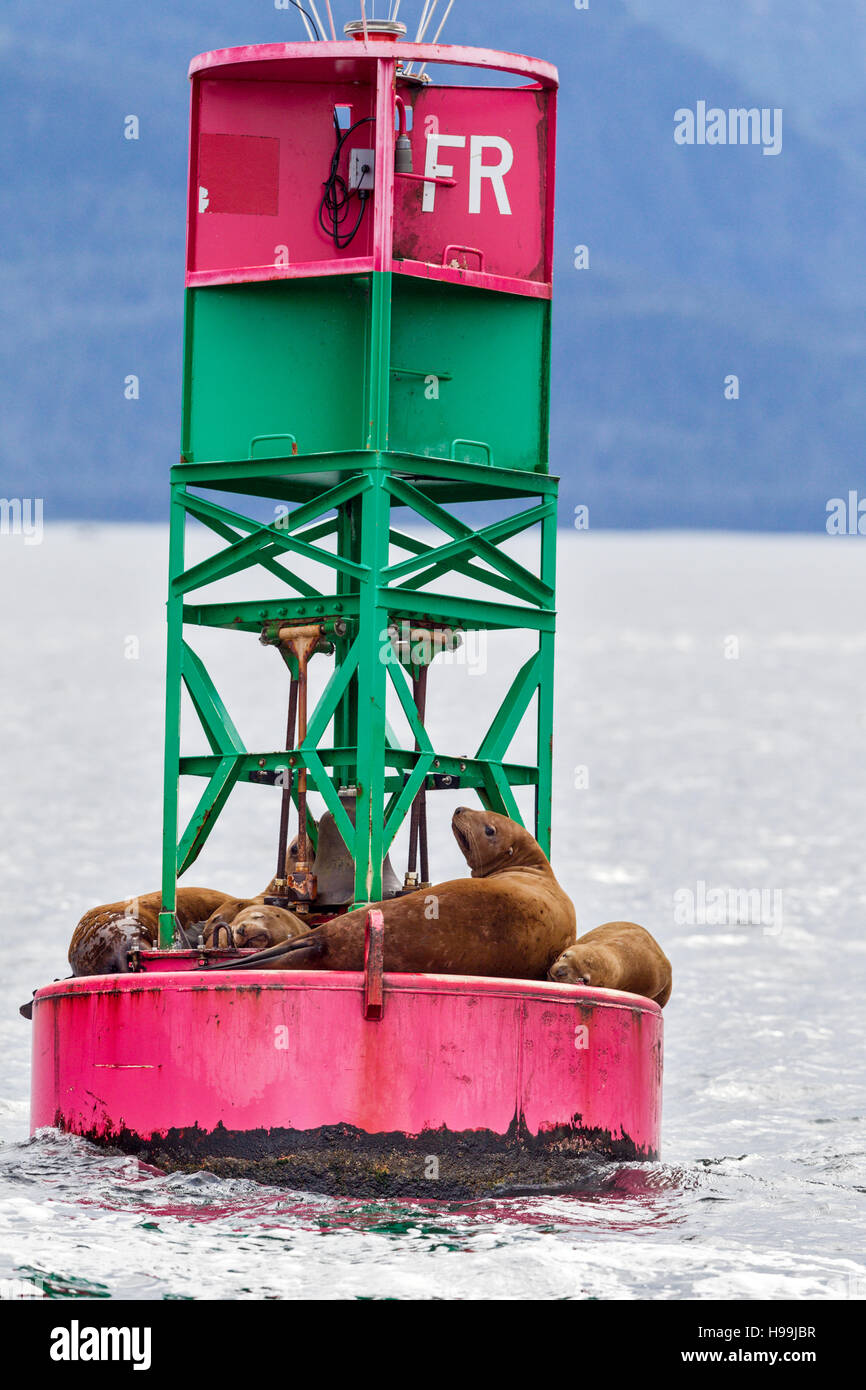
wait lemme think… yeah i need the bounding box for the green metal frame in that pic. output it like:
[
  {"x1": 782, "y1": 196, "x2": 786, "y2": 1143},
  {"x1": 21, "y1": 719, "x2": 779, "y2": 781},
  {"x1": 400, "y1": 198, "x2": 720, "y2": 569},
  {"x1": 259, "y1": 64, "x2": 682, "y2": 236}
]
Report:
[{"x1": 158, "y1": 273, "x2": 558, "y2": 945}]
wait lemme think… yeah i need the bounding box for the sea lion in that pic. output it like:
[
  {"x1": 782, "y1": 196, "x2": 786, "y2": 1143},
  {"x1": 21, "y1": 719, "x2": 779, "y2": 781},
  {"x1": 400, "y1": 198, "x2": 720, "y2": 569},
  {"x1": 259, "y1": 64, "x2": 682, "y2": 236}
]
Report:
[
  {"x1": 197, "y1": 834, "x2": 309, "y2": 937},
  {"x1": 68, "y1": 888, "x2": 235, "y2": 977},
  {"x1": 312, "y1": 791, "x2": 402, "y2": 906},
  {"x1": 200, "y1": 794, "x2": 402, "y2": 940},
  {"x1": 69, "y1": 793, "x2": 400, "y2": 973},
  {"x1": 217, "y1": 903, "x2": 309, "y2": 951},
  {"x1": 548, "y1": 921, "x2": 672, "y2": 1007},
  {"x1": 252, "y1": 808, "x2": 576, "y2": 978}
]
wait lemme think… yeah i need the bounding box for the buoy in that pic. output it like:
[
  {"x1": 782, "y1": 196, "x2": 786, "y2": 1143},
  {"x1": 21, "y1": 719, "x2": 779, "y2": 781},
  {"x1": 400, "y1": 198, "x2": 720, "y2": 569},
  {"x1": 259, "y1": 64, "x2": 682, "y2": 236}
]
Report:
[{"x1": 27, "y1": 18, "x2": 664, "y2": 1195}]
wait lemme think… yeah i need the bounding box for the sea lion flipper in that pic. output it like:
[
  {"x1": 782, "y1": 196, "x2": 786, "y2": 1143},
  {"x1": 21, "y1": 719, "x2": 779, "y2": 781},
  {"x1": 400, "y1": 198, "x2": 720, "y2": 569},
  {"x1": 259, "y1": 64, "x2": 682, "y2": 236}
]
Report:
[{"x1": 260, "y1": 937, "x2": 325, "y2": 971}]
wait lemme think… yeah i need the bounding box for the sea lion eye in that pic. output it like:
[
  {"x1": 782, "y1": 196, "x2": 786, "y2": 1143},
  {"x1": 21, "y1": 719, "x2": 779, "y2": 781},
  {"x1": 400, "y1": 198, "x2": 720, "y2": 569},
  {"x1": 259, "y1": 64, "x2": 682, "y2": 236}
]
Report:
[
  {"x1": 484, "y1": 825, "x2": 496, "y2": 837},
  {"x1": 290, "y1": 842, "x2": 298, "y2": 856}
]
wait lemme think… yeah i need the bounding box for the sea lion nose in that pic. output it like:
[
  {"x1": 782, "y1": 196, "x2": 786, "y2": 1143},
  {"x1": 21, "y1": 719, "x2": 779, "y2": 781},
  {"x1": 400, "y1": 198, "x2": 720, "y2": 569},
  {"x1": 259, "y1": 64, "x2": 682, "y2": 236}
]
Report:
[{"x1": 454, "y1": 806, "x2": 468, "y2": 816}]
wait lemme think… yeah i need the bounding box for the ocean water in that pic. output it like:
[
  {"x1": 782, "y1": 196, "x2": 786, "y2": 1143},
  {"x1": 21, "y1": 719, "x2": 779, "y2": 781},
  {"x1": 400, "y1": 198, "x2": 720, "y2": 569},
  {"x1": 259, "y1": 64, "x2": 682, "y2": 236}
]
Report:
[{"x1": 0, "y1": 526, "x2": 864, "y2": 1301}]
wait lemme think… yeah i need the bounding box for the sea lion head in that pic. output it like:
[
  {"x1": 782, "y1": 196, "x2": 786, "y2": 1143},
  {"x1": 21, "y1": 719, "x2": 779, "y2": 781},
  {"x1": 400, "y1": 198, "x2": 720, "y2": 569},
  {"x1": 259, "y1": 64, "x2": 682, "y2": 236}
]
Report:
[
  {"x1": 549, "y1": 943, "x2": 620, "y2": 988},
  {"x1": 231, "y1": 904, "x2": 307, "y2": 950},
  {"x1": 451, "y1": 808, "x2": 550, "y2": 878}
]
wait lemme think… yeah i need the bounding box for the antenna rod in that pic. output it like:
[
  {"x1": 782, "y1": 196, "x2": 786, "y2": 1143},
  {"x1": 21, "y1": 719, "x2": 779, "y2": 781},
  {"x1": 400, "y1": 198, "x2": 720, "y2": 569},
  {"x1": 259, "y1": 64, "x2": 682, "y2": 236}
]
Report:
[
  {"x1": 308, "y1": 1, "x2": 326, "y2": 40},
  {"x1": 418, "y1": 0, "x2": 439, "y2": 43},
  {"x1": 361, "y1": 0, "x2": 369, "y2": 42},
  {"x1": 414, "y1": 1, "x2": 432, "y2": 42},
  {"x1": 404, "y1": 0, "x2": 431, "y2": 71},
  {"x1": 430, "y1": 0, "x2": 454, "y2": 43},
  {"x1": 418, "y1": 0, "x2": 454, "y2": 77},
  {"x1": 324, "y1": 0, "x2": 336, "y2": 39},
  {"x1": 290, "y1": 2, "x2": 316, "y2": 41}
]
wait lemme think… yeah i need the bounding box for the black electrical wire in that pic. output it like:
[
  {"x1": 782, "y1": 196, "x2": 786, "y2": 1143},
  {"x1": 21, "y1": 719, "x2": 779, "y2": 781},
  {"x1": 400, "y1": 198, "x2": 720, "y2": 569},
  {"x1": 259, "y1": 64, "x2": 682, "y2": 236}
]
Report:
[
  {"x1": 319, "y1": 115, "x2": 376, "y2": 250},
  {"x1": 204, "y1": 935, "x2": 324, "y2": 971},
  {"x1": 287, "y1": 1, "x2": 322, "y2": 38}
]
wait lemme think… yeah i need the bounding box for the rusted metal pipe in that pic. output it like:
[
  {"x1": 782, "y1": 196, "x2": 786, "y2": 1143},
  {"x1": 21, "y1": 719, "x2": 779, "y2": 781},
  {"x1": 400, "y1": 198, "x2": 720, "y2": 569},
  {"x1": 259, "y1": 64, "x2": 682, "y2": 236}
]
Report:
[
  {"x1": 278, "y1": 624, "x2": 322, "y2": 905},
  {"x1": 406, "y1": 663, "x2": 430, "y2": 887},
  {"x1": 266, "y1": 673, "x2": 299, "y2": 904}
]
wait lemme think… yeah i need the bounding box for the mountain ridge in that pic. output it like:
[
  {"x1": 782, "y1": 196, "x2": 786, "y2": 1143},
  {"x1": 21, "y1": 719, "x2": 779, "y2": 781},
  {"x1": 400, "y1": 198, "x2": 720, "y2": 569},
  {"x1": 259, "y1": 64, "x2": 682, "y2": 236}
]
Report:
[{"x1": 0, "y1": 0, "x2": 862, "y2": 529}]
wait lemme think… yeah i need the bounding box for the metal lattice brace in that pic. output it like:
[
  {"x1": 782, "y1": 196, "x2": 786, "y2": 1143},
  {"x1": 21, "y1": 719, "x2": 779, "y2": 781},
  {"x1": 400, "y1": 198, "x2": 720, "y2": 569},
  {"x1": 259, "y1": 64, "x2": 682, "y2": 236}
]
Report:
[{"x1": 158, "y1": 453, "x2": 557, "y2": 944}]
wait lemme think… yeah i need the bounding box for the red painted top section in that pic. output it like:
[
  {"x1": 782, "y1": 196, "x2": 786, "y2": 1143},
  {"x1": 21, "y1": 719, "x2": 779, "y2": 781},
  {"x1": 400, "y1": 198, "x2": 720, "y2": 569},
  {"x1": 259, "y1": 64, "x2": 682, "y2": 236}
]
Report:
[
  {"x1": 185, "y1": 42, "x2": 558, "y2": 296},
  {"x1": 189, "y1": 43, "x2": 558, "y2": 89}
]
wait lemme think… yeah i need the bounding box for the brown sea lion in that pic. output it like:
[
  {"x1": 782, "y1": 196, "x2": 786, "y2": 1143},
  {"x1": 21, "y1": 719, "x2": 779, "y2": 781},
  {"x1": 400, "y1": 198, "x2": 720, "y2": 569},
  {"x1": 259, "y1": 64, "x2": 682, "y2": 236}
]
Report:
[
  {"x1": 548, "y1": 921, "x2": 672, "y2": 1007},
  {"x1": 220, "y1": 903, "x2": 309, "y2": 951},
  {"x1": 197, "y1": 834, "x2": 308, "y2": 938},
  {"x1": 195, "y1": 837, "x2": 308, "y2": 944},
  {"x1": 69, "y1": 793, "x2": 399, "y2": 974},
  {"x1": 252, "y1": 808, "x2": 576, "y2": 979},
  {"x1": 311, "y1": 790, "x2": 402, "y2": 906},
  {"x1": 200, "y1": 794, "x2": 402, "y2": 940},
  {"x1": 68, "y1": 888, "x2": 234, "y2": 977}
]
